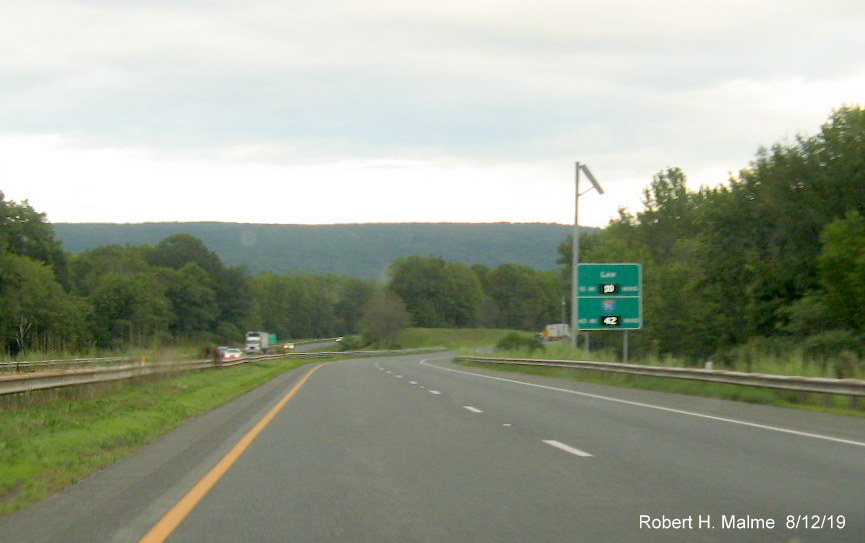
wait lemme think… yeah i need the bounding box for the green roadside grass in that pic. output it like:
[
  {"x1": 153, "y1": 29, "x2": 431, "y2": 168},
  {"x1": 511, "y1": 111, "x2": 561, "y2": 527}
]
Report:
[
  {"x1": 392, "y1": 329, "x2": 863, "y2": 416},
  {"x1": 395, "y1": 327, "x2": 514, "y2": 349},
  {"x1": 0, "y1": 357, "x2": 315, "y2": 518},
  {"x1": 458, "y1": 344, "x2": 865, "y2": 418}
]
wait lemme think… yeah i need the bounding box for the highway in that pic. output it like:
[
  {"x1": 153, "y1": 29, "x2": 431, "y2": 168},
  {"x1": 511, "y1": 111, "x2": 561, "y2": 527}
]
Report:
[{"x1": 1, "y1": 352, "x2": 863, "y2": 542}]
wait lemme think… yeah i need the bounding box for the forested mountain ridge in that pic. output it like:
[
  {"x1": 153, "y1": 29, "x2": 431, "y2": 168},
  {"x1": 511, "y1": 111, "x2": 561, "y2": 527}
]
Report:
[{"x1": 53, "y1": 222, "x2": 579, "y2": 278}]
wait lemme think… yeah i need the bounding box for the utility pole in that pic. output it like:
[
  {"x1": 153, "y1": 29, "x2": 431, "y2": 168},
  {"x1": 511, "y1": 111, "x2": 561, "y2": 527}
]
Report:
[{"x1": 570, "y1": 162, "x2": 604, "y2": 350}]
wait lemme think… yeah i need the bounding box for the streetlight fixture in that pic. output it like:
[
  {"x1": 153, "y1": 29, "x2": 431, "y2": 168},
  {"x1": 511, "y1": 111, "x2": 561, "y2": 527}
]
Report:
[{"x1": 571, "y1": 162, "x2": 604, "y2": 349}]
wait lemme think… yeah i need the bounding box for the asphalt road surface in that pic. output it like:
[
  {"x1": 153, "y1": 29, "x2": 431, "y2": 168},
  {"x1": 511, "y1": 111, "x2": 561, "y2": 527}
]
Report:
[{"x1": 2, "y1": 352, "x2": 863, "y2": 542}]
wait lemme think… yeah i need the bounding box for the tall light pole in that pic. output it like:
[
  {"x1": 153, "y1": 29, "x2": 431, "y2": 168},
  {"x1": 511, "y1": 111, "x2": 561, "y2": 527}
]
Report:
[{"x1": 571, "y1": 162, "x2": 604, "y2": 349}]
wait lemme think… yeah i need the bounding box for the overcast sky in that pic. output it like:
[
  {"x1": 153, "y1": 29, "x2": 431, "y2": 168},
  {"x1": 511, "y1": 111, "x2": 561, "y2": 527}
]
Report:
[{"x1": 2, "y1": 0, "x2": 864, "y2": 227}]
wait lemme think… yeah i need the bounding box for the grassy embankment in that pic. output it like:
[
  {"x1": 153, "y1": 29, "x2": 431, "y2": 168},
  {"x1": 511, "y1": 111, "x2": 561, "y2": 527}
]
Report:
[
  {"x1": 0, "y1": 356, "x2": 315, "y2": 517},
  {"x1": 394, "y1": 328, "x2": 863, "y2": 414},
  {"x1": 0, "y1": 331, "x2": 502, "y2": 517},
  {"x1": 462, "y1": 337, "x2": 865, "y2": 417},
  {"x1": 395, "y1": 327, "x2": 513, "y2": 350}
]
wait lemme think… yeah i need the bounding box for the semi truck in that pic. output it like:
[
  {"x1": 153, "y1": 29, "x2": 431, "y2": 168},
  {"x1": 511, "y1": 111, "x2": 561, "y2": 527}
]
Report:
[{"x1": 244, "y1": 331, "x2": 278, "y2": 354}]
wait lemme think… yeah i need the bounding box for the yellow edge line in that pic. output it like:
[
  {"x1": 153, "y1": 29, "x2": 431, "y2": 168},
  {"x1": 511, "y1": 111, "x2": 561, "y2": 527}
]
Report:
[{"x1": 138, "y1": 363, "x2": 323, "y2": 543}]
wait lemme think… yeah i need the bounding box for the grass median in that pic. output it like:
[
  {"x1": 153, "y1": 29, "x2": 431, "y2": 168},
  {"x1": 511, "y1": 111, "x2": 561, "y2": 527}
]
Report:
[{"x1": 0, "y1": 357, "x2": 316, "y2": 518}]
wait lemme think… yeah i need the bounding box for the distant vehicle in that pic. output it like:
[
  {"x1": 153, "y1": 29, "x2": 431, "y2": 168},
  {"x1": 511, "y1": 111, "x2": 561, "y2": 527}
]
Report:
[
  {"x1": 244, "y1": 331, "x2": 277, "y2": 354},
  {"x1": 540, "y1": 323, "x2": 569, "y2": 341},
  {"x1": 222, "y1": 348, "x2": 242, "y2": 360},
  {"x1": 283, "y1": 343, "x2": 295, "y2": 350},
  {"x1": 216, "y1": 346, "x2": 230, "y2": 356}
]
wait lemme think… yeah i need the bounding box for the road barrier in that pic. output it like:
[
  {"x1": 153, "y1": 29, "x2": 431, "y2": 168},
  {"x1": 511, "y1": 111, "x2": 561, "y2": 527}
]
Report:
[
  {"x1": 0, "y1": 348, "x2": 445, "y2": 396},
  {"x1": 0, "y1": 336, "x2": 346, "y2": 372},
  {"x1": 0, "y1": 359, "x2": 214, "y2": 396},
  {"x1": 0, "y1": 357, "x2": 133, "y2": 372},
  {"x1": 457, "y1": 356, "x2": 865, "y2": 397}
]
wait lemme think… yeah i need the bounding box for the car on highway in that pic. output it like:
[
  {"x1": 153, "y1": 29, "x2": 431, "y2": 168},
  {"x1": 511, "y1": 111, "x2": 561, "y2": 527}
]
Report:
[{"x1": 221, "y1": 348, "x2": 243, "y2": 360}]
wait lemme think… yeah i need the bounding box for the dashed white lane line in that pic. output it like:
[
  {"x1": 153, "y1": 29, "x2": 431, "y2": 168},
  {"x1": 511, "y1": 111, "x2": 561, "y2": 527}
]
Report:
[
  {"x1": 429, "y1": 390, "x2": 441, "y2": 395},
  {"x1": 395, "y1": 375, "x2": 403, "y2": 378},
  {"x1": 462, "y1": 406, "x2": 483, "y2": 413},
  {"x1": 419, "y1": 358, "x2": 865, "y2": 450},
  {"x1": 543, "y1": 440, "x2": 593, "y2": 458},
  {"x1": 409, "y1": 381, "x2": 418, "y2": 385}
]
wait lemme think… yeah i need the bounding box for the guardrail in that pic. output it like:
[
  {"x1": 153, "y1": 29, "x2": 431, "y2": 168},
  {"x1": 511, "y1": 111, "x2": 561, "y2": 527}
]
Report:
[
  {"x1": 0, "y1": 348, "x2": 445, "y2": 396},
  {"x1": 0, "y1": 338, "x2": 340, "y2": 373},
  {"x1": 0, "y1": 359, "x2": 215, "y2": 396},
  {"x1": 0, "y1": 357, "x2": 134, "y2": 372},
  {"x1": 458, "y1": 356, "x2": 865, "y2": 397}
]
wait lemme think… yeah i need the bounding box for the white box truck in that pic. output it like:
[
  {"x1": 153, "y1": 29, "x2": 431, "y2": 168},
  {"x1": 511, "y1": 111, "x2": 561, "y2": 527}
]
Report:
[{"x1": 541, "y1": 323, "x2": 569, "y2": 341}]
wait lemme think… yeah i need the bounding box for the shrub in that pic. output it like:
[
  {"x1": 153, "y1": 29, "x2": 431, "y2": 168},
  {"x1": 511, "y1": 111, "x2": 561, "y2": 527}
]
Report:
[
  {"x1": 338, "y1": 335, "x2": 370, "y2": 351},
  {"x1": 495, "y1": 332, "x2": 544, "y2": 353},
  {"x1": 802, "y1": 330, "x2": 863, "y2": 360}
]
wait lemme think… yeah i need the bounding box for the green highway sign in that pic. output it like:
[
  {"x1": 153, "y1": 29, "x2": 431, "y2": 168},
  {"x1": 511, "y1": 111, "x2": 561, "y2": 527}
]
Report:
[{"x1": 577, "y1": 263, "x2": 642, "y2": 330}]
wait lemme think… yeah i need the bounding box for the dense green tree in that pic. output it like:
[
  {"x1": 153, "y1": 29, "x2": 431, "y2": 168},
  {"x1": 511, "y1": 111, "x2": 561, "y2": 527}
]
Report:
[
  {"x1": 388, "y1": 255, "x2": 484, "y2": 328},
  {"x1": 147, "y1": 234, "x2": 253, "y2": 334},
  {"x1": 0, "y1": 253, "x2": 89, "y2": 353},
  {"x1": 0, "y1": 191, "x2": 71, "y2": 288},
  {"x1": 249, "y1": 272, "x2": 368, "y2": 339},
  {"x1": 442, "y1": 262, "x2": 483, "y2": 327},
  {"x1": 69, "y1": 245, "x2": 152, "y2": 296},
  {"x1": 816, "y1": 211, "x2": 865, "y2": 332},
  {"x1": 361, "y1": 290, "x2": 410, "y2": 346},
  {"x1": 147, "y1": 234, "x2": 224, "y2": 277},
  {"x1": 388, "y1": 255, "x2": 447, "y2": 327},
  {"x1": 89, "y1": 273, "x2": 172, "y2": 347},
  {"x1": 212, "y1": 265, "x2": 255, "y2": 335},
  {"x1": 637, "y1": 167, "x2": 697, "y2": 262},
  {"x1": 334, "y1": 277, "x2": 377, "y2": 334},
  {"x1": 158, "y1": 263, "x2": 219, "y2": 335},
  {"x1": 484, "y1": 264, "x2": 557, "y2": 331}
]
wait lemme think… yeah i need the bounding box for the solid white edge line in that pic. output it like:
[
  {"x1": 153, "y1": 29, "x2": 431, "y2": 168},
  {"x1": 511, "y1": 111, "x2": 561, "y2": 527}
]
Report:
[
  {"x1": 543, "y1": 439, "x2": 593, "y2": 457},
  {"x1": 418, "y1": 357, "x2": 865, "y2": 449}
]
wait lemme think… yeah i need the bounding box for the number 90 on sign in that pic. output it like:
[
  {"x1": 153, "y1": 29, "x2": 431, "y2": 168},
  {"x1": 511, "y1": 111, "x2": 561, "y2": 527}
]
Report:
[{"x1": 601, "y1": 316, "x2": 621, "y2": 327}]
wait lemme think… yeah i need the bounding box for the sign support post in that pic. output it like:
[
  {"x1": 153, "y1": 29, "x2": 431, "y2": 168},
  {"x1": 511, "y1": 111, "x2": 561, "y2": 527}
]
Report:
[{"x1": 570, "y1": 162, "x2": 604, "y2": 349}]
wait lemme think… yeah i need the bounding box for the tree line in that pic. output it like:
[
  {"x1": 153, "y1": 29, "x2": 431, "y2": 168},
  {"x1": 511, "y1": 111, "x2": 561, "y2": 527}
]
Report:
[
  {"x1": 0, "y1": 199, "x2": 562, "y2": 354},
  {"x1": 563, "y1": 105, "x2": 865, "y2": 369},
  {"x1": 0, "y1": 191, "x2": 563, "y2": 354},
  {"x1": 4, "y1": 105, "x2": 864, "y2": 364},
  {"x1": 0, "y1": 201, "x2": 381, "y2": 354}
]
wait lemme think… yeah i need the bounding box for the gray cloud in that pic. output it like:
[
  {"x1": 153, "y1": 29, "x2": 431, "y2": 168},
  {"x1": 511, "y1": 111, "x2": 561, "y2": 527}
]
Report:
[{"x1": 2, "y1": 0, "x2": 864, "y2": 223}]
